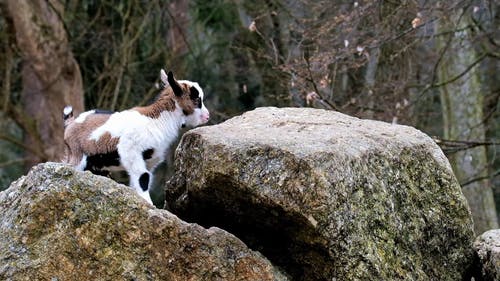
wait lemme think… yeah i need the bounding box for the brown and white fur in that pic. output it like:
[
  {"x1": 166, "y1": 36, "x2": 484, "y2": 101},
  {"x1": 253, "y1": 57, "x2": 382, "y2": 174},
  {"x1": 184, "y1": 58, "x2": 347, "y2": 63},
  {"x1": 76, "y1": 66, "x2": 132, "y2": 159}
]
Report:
[{"x1": 62, "y1": 70, "x2": 209, "y2": 204}]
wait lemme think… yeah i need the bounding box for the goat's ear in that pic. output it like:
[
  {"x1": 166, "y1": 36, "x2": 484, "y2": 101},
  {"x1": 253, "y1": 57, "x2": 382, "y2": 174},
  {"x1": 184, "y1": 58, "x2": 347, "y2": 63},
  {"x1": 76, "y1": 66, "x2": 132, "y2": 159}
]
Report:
[
  {"x1": 160, "y1": 69, "x2": 169, "y2": 89},
  {"x1": 167, "y1": 71, "x2": 183, "y2": 97}
]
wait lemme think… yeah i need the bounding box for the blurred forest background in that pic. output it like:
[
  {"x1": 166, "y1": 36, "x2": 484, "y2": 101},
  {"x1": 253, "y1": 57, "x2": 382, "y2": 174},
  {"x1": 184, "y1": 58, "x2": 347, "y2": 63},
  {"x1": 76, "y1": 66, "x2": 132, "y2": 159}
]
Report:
[{"x1": 0, "y1": 0, "x2": 498, "y2": 234}]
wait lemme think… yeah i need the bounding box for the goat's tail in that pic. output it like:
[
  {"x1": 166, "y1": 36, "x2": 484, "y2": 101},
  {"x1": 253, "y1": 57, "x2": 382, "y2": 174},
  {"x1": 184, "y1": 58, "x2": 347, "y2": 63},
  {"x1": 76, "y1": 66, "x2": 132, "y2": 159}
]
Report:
[{"x1": 63, "y1": 105, "x2": 74, "y2": 128}]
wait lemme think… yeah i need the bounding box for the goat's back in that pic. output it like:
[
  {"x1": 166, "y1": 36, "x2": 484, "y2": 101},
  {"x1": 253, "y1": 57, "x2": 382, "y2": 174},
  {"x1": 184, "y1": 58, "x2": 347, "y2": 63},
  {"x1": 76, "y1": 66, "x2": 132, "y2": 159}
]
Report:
[{"x1": 64, "y1": 111, "x2": 116, "y2": 165}]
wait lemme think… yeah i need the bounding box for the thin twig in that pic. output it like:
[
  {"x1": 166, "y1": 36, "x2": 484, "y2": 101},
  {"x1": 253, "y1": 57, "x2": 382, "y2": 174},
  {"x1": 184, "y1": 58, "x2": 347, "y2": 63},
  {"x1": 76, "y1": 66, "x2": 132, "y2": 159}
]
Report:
[
  {"x1": 304, "y1": 53, "x2": 338, "y2": 110},
  {"x1": 432, "y1": 53, "x2": 487, "y2": 87},
  {"x1": 433, "y1": 137, "x2": 500, "y2": 146},
  {"x1": 433, "y1": 137, "x2": 500, "y2": 153},
  {"x1": 0, "y1": 133, "x2": 44, "y2": 159},
  {"x1": 461, "y1": 169, "x2": 500, "y2": 187},
  {"x1": 0, "y1": 157, "x2": 27, "y2": 168},
  {"x1": 2, "y1": 43, "x2": 12, "y2": 111}
]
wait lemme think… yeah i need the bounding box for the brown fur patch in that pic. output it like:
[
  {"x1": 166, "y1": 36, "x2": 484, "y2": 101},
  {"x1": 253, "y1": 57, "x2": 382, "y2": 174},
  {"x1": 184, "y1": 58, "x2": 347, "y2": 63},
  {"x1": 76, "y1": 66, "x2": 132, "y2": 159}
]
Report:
[
  {"x1": 134, "y1": 88, "x2": 176, "y2": 118},
  {"x1": 134, "y1": 84, "x2": 196, "y2": 118},
  {"x1": 175, "y1": 84, "x2": 196, "y2": 115},
  {"x1": 83, "y1": 132, "x2": 119, "y2": 155},
  {"x1": 63, "y1": 113, "x2": 119, "y2": 165}
]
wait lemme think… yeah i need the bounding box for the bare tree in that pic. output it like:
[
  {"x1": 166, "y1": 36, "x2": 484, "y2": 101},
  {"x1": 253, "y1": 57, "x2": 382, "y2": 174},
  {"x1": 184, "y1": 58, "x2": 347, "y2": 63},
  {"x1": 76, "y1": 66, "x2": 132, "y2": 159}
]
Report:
[{"x1": 436, "y1": 5, "x2": 498, "y2": 233}]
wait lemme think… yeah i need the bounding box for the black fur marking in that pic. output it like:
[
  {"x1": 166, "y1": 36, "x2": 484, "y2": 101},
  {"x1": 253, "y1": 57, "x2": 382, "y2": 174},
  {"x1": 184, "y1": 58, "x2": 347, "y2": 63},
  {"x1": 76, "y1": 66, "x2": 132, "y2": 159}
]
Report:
[
  {"x1": 189, "y1": 87, "x2": 202, "y2": 109},
  {"x1": 190, "y1": 86, "x2": 199, "y2": 99},
  {"x1": 139, "y1": 173, "x2": 150, "y2": 191},
  {"x1": 182, "y1": 109, "x2": 189, "y2": 116},
  {"x1": 142, "y1": 148, "x2": 154, "y2": 160},
  {"x1": 91, "y1": 170, "x2": 111, "y2": 177},
  {"x1": 167, "y1": 71, "x2": 183, "y2": 97},
  {"x1": 94, "y1": 109, "x2": 115, "y2": 115},
  {"x1": 85, "y1": 151, "x2": 121, "y2": 172}
]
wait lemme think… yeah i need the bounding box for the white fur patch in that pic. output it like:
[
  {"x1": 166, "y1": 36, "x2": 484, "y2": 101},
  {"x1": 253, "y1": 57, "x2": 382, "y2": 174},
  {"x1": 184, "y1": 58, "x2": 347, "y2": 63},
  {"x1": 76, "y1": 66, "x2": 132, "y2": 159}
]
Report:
[
  {"x1": 75, "y1": 155, "x2": 87, "y2": 171},
  {"x1": 63, "y1": 106, "x2": 73, "y2": 116},
  {"x1": 178, "y1": 80, "x2": 204, "y2": 100},
  {"x1": 89, "y1": 110, "x2": 149, "y2": 141},
  {"x1": 75, "y1": 110, "x2": 96, "y2": 123},
  {"x1": 160, "y1": 69, "x2": 169, "y2": 87},
  {"x1": 136, "y1": 188, "x2": 153, "y2": 205}
]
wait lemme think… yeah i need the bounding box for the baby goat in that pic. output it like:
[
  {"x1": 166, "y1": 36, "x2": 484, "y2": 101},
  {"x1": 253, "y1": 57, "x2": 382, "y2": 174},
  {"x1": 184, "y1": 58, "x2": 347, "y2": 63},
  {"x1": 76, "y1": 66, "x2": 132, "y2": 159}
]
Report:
[{"x1": 62, "y1": 70, "x2": 209, "y2": 205}]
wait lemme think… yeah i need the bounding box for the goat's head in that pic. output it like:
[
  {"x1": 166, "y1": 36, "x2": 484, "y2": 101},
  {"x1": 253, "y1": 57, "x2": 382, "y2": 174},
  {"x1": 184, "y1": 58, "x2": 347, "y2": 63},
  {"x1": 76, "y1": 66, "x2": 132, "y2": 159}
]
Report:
[{"x1": 160, "y1": 69, "x2": 210, "y2": 127}]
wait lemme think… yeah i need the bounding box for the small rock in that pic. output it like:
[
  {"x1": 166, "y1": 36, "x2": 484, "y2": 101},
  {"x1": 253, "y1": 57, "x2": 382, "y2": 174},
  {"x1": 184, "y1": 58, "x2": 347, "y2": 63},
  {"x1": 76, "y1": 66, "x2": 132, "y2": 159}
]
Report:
[{"x1": 473, "y1": 229, "x2": 500, "y2": 281}]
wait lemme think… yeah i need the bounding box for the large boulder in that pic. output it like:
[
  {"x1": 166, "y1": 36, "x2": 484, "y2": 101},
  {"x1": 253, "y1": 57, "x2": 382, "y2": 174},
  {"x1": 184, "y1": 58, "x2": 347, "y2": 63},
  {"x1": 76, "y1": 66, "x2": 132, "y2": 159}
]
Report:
[
  {"x1": 473, "y1": 229, "x2": 500, "y2": 280},
  {"x1": 0, "y1": 162, "x2": 287, "y2": 281},
  {"x1": 166, "y1": 107, "x2": 476, "y2": 280}
]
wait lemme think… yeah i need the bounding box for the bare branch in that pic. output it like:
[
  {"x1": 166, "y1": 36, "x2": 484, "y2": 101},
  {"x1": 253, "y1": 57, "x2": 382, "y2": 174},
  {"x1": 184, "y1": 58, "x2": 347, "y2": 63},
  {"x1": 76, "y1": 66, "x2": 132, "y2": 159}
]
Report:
[
  {"x1": 0, "y1": 133, "x2": 45, "y2": 159},
  {"x1": 303, "y1": 53, "x2": 338, "y2": 111},
  {"x1": 433, "y1": 137, "x2": 500, "y2": 153},
  {"x1": 2, "y1": 43, "x2": 12, "y2": 112},
  {"x1": 432, "y1": 53, "x2": 487, "y2": 87},
  {"x1": 461, "y1": 169, "x2": 500, "y2": 187},
  {"x1": 0, "y1": 157, "x2": 28, "y2": 168}
]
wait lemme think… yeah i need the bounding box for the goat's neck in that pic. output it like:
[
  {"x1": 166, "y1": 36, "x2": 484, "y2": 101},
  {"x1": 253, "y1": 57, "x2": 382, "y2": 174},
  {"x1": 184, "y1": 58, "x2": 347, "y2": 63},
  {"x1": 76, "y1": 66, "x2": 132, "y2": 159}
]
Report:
[
  {"x1": 158, "y1": 107, "x2": 184, "y2": 128},
  {"x1": 135, "y1": 94, "x2": 177, "y2": 120},
  {"x1": 144, "y1": 103, "x2": 184, "y2": 142}
]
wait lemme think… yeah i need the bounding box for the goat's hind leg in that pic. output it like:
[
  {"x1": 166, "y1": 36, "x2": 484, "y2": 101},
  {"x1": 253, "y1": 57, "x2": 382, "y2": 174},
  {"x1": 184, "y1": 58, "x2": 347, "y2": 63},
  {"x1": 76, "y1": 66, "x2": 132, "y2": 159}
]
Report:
[{"x1": 119, "y1": 152, "x2": 153, "y2": 205}]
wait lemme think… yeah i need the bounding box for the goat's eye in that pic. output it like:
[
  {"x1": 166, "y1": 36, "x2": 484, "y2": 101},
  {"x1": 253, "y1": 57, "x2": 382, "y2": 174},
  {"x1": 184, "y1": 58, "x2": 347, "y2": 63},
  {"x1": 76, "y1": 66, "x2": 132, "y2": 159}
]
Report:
[{"x1": 189, "y1": 87, "x2": 199, "y2": 100}]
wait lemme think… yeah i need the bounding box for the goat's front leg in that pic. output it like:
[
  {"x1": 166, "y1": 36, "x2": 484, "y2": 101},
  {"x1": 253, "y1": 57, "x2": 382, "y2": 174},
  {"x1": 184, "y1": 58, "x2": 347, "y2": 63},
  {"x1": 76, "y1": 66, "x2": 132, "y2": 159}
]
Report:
[{"x1": 119, "y1": 150, "x2": 153, "y2": 205}]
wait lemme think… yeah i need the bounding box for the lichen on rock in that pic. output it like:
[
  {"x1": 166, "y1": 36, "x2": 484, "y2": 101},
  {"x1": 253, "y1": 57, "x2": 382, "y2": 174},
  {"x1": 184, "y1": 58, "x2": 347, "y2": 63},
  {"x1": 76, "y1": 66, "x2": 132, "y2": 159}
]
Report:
[
  {"x1": 0, "y1": 162, "x2": 287, "y2": 280},
  {"x1": 166, "y1": 107, "x2": 476, "y2": 280}
]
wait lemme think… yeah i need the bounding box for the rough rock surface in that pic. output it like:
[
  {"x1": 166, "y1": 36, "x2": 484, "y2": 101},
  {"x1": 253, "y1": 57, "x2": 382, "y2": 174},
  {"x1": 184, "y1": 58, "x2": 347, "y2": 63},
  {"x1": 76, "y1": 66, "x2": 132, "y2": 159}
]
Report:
[
  {"x1": 474, "y1": 229, "x2": 500, "y2": 281},
  {"x1": 0, "y1": 162, "x2": 287, "y2": 281},
  {"x1": 166, "y1": 107, "x2": 475, "y2": 280}
]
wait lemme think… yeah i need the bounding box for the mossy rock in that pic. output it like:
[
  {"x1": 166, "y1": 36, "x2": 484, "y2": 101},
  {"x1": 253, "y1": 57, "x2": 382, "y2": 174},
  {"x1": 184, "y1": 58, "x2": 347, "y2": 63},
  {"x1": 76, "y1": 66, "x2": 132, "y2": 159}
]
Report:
[
  {"x1": 166, "y1": 107, "x2": 476, "y2": 280},
  {"x1": 0, "y1": 162, "x2": 287, "y2": 280}
]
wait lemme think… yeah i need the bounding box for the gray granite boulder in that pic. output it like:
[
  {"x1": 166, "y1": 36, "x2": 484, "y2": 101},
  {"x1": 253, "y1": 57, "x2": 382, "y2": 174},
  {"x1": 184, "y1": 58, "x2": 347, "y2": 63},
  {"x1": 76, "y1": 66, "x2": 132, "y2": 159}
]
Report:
[
  {"x1": 166, "y1": 107, "x2": 476, "y2": 280},
  {"x1": 0, "y1": 162, "x2": 287, "y2": 281}
]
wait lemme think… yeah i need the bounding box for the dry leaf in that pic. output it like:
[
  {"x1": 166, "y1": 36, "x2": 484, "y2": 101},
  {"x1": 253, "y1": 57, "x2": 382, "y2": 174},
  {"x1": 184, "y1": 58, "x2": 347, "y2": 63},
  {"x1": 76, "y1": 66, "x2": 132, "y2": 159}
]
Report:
[
  {"x1": 249, "y1": 21, "x2": 257, "y2": 32},
  {"x1": 306, "y1": 92, "x2": 319, "y2": 105},
  {"x1": 412, "y1": 17, "x2": 422, "y2": 28}
]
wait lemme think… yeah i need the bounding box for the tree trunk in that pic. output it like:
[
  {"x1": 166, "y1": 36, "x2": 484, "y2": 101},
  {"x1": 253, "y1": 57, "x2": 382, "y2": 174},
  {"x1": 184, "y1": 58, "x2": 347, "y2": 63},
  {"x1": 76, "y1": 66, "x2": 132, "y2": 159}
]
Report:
[
  {"x1": 167, "y1": 0, "x2": 189, "y2": 73},
  {"x1": 363, "y1": 47, "x2": 380, "y2": 119},
  {"x1": 437, "y1": 8, "x2": 498, "y2": 234},
  {"x1": 6, "y1": 0, "x2": 84, "y2": 168}
]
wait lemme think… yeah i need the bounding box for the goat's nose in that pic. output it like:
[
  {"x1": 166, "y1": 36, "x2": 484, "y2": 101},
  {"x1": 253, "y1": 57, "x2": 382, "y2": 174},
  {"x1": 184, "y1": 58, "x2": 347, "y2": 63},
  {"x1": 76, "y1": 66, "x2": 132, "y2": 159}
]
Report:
[{"x1": 202, "y1": 112, "x2": 210, "y2": 122}]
